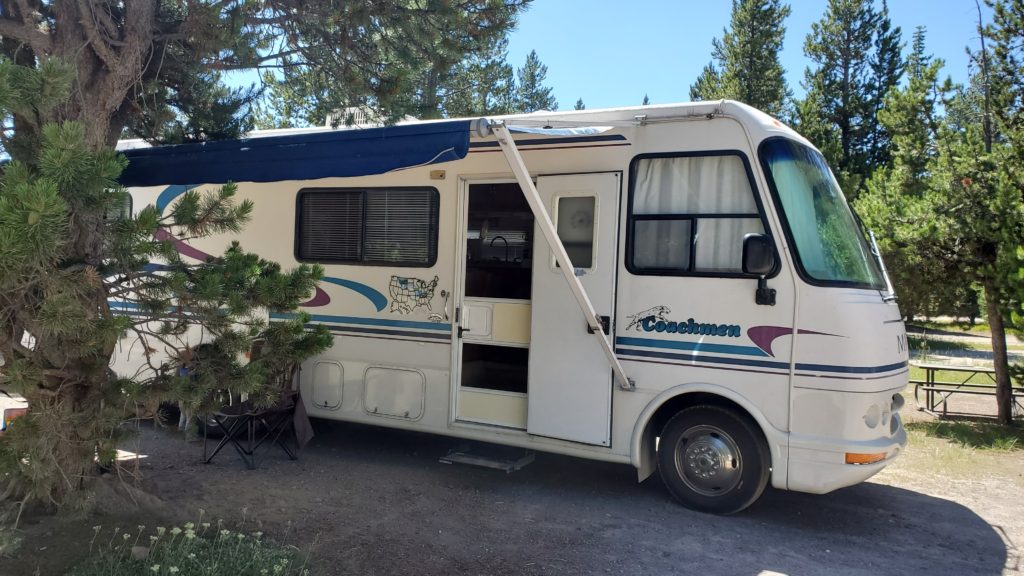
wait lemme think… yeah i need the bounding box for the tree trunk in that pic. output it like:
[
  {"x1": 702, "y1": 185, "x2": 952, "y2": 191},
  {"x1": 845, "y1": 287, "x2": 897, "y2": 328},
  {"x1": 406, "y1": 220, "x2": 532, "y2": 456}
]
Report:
[{"x1": 983, "y1": 280, "x2": 1013, "y2": 424}]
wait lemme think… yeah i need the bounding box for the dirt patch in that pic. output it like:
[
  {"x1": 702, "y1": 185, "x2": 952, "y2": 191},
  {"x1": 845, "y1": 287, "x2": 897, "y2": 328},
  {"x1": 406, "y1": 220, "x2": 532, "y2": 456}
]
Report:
[{"x1": 5, "y1": 419, "x2": 1023, "y2": 576}]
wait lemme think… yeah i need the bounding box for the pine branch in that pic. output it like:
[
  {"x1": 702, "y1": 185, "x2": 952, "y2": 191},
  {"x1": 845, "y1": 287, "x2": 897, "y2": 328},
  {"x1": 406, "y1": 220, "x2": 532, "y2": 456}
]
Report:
[
  {"x1": 75, "y1": 0, "x2": 121, "y2": 71},
  {"x1": 0, "y1": 8, "x2": 51, "y2": 56}
]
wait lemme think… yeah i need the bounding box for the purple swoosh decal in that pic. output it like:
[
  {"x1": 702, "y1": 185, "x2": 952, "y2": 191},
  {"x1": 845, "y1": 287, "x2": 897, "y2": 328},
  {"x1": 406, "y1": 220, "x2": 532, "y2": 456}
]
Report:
[
  {"x1": 153, "y1": 228, "x2": 214, "y2": 262},
  {"x1": 153, "y1": 227, "x2": 329, "y2": 308},
  {"x1": 747, "y1": 326, "x2": 840, "y2": 357},
  {"x1": 303, "y1": 287, "x2": 331, "y2": 307},
  {"x1": 299, "y1": 277, "x2": 388, "y2": 311}
]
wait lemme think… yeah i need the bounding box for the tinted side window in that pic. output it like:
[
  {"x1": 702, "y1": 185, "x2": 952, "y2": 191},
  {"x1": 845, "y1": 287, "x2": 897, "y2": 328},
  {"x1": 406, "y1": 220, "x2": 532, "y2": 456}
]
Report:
[{"x1": 297, "y1": 188, "x2": 439, "y2": 266}]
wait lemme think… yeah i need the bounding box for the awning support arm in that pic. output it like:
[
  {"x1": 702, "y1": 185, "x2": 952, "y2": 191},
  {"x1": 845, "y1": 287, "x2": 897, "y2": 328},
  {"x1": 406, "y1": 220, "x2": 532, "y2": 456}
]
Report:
[{"x1": 486, "y1": 121, "x2": 635, "y2": 391}]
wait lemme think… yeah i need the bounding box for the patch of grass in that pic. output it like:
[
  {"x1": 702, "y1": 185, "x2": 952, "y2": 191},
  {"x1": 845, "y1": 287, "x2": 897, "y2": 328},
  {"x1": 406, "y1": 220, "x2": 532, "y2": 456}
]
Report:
[
  {"x1": 963, "y1": 340, "x2": 1024, "y2": 352},
  {"x1": 905, "y1": 420, "x2": 1024, "y2": 451},
  {"x1": 910, "y1": 320, "x2": 991, "y2": 335},
  {"x1": 908, "y1": 336, "x2": 970, "y2": 353},
  {"x1": 68, "y1": 520, "x2": 312, "y2": 576}
]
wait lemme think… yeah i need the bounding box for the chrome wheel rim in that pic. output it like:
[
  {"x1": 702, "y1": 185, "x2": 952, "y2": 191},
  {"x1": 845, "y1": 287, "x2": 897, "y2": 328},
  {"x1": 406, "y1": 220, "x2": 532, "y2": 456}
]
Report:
[{"x1": 674, "y1": 424, "x2": 742, "y2": 497}]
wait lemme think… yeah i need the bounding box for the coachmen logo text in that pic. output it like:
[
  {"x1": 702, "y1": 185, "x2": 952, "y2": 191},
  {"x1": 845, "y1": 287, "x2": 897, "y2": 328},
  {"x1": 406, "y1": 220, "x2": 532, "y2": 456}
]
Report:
[{"x1": 625, "y1": 306, "x2": 741, "y2": 338}]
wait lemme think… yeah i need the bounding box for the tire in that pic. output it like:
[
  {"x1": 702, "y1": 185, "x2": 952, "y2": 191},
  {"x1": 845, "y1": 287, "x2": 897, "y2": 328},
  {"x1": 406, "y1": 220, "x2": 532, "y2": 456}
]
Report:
[
  {"x1": 157, "y1": 402, "x2": 181, "y2": 427},
  {"x1": 197, "y1": 414, "x2": 245, "y2": 439},
  {"x1": 197, "y1": 393, "x2": 243, "y2": 438},
  {"x1": 196, "y1": 414, "x2": 225, "y2": 438},
  {"x1": 658, "y1": 405, "x2": 770, "y2": 514}
]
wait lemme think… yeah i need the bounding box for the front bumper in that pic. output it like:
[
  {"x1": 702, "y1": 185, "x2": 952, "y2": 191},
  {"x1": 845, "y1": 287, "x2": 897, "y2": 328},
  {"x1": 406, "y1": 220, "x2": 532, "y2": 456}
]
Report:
[{"x1": 787, "y1": 413, "x2": 907, "y2": 494}]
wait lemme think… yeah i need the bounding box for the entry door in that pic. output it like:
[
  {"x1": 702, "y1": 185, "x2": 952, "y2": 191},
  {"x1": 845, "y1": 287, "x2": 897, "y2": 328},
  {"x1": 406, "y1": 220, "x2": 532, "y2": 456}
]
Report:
[{"x1": 528, "y1": 173, "x2": 620, "y2": 446}]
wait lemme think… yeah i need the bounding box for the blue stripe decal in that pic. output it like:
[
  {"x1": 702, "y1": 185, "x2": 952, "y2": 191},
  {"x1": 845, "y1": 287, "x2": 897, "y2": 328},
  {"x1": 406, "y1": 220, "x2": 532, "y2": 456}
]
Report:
[
  {"x1": 111, "y1": 309, "x2": 150, "y2": 317},
  {"x1": 617, "y1": 347, "x2": 908, "y2": 375},
  {"x1": 113, "y1": 304, "x2": 448, "y2": 333},
  {"x1": 320, "y1": 277, "x2": 388, "y2": 312},
  {"x1": 155, "y1": 184, "x2": 196, "y2": 214},
  {"x1": 109, "y1": 301, "x2": 194, "y2": 315},
  {"x1": 315, "y1": 324, "x2": 450, "y2": 341},
  {"x1": 617, "y1": 347, "x2": 791, "y2": 371},
  {"x1": 795, "y1": 360, "x2": 908, "y2": 374},
  {"x1": 469, "y1": 134, "x2": 628, "y2": 148},
  {"x1": 615, "y1": 336, "x2": 768, "y2": 357},
  {"x1": 271, "y1": 312, "x2": 450, "y2": 332}
]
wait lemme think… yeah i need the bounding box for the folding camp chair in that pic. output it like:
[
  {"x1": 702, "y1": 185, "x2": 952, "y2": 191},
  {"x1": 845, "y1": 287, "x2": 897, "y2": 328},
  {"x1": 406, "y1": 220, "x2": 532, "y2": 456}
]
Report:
[{"x1": 202, "y1": 390, "x2": 299, "y2": 469}]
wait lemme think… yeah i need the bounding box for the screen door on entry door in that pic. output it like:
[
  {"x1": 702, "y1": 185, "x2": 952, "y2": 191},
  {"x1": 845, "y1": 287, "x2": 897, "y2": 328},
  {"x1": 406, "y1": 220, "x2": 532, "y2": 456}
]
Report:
[{"x1": 528, "y1": 172, "x2": 620, "y2": 446}]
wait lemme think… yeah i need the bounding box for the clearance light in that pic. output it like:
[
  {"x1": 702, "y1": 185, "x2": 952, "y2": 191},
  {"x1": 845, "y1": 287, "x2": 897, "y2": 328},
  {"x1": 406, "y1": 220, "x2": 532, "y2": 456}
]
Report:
[
  {"x1": 845, "y1": 452, "x2": 887, "y2": 465},
  {"x1": 1, "y1": 407, "x2": 28, "y2": 432}
]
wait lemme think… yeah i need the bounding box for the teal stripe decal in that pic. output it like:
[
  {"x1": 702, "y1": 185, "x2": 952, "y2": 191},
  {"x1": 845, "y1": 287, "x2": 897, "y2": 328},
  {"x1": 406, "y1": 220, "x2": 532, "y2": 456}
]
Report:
[
  {"x1": 320, "y1": 277, "x2": 388, "y2": 312},
  {"x1": 270, "y1": 312, "x2": 450, "y2": 332},
  {"x1": 155, "y1": 184, "x2": 196, "y2": 214},
  {"x1": 616, "y1": 336, "x2": 768, "y2": 357}
]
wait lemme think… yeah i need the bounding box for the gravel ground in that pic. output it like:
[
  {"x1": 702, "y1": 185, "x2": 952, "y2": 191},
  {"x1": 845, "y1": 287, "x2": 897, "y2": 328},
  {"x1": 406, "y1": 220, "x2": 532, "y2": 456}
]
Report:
[{"x1": 7, "y1": 418, "x2": 1023, "y2": 576}]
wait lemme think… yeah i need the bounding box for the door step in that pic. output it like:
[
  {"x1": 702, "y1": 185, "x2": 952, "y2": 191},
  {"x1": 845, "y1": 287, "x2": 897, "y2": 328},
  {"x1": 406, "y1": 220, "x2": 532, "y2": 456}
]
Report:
[{"x1": 439, "y1": 443, "x2": 535, "y2": 473}]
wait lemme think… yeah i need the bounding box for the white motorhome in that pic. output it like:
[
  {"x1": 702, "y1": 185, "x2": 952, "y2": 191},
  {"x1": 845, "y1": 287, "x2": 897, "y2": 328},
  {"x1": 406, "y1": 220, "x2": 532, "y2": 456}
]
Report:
[{"x1": 115, "y1": 101, "x2": 909, "y2": 513}]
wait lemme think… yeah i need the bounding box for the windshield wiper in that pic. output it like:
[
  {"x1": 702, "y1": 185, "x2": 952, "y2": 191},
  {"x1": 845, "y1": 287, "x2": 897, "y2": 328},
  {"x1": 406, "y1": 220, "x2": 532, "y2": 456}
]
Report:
[{"x1": 868, "y1": 230, "x2": 897, "y2": 303}]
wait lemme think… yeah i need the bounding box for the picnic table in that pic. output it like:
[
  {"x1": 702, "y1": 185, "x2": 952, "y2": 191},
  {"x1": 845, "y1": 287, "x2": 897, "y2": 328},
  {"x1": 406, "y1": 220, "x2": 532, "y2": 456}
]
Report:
[{"x1": 911, "y1": 362, "x2": 1024, "y2": 418}]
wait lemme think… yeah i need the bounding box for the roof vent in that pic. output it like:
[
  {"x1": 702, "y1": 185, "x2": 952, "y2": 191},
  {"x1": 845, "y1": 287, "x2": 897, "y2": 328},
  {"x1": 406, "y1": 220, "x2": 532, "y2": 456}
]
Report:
[{"x1": 324, "y1": 107, "x2": 417, "y2": 128}]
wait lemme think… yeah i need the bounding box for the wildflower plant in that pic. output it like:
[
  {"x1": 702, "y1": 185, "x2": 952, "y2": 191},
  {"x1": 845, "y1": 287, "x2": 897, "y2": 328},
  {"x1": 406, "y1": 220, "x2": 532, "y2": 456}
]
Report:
[{"x1": 69, "y1": 522, "x2": 311, "y2": 576}]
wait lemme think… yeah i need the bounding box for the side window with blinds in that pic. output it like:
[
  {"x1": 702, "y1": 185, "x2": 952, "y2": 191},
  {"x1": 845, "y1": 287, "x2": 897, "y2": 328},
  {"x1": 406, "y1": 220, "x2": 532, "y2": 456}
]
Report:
[
  {"x1": 627, "y1": 152, "x2": 766, "y2": 276},
  {"x1": 296, "y1": 188, "x2": 439, "y2": 266}
]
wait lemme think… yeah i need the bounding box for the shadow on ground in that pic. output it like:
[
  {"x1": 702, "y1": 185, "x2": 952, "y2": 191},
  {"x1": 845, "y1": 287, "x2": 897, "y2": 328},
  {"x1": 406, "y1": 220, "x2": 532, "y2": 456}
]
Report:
[
  {"x1": 152, "y1": 420, "x2": 1013, "y2": 576},
  {"x1": 9, "y1": 419, "x2": 1014, "y2": 576}
]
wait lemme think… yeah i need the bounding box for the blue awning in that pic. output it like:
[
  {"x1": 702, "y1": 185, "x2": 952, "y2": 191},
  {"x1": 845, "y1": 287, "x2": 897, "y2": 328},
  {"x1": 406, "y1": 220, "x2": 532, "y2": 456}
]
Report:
[{"x1": 118, "y1": 119, "x2": 473, "y2": 187}]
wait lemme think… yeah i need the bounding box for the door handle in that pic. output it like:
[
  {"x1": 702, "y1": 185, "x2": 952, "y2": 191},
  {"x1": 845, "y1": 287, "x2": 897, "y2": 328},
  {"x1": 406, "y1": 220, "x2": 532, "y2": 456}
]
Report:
[
  {"x1": 587, "y1": 315, "x2": 610, "y2": 335},
  {"x1": 455, "y1": 305, "x2": 471, "y2": 338}
]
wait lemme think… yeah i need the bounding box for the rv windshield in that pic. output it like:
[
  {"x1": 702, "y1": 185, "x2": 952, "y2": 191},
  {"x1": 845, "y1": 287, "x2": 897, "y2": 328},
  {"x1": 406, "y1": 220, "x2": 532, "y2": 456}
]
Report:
[{"x1": 759, "y1": 138, "x2": 885, "y2": 289}]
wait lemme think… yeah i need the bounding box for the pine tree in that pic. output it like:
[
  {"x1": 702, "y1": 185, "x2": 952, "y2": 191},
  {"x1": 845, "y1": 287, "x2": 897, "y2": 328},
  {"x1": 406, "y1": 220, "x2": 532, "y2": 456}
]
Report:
[
  {"x1": 0, "y1": 58, "x2": 333, "y2": 508},
  {"x1": 642, "y1": 94, "x2": 650, "y2": 105},
  {"x1": 515, "y1": 50, "x2": 558, "y2": 112},
  {"x1": 925, "y1": 73, "x2": 1022, "y2": 426},
  {"x1": 574, "y1": 98, "x2": 586, "y2": 110},
  {"x1": 690, "y1": 63, "x2": 723, "y2": 103},
  {"x1": 856, "y1": 27, "x2": 969, "y2": 321},
  {"x1": 798, "y1": 0, "x2": 904, "y2": 198},
  {"x1": 255, "y1": 23, "x2": 526, "y2": 125},
  {"x1": 0, "y1": 1, "x2": 531, "y2": 511},
  {"x1": 442, "y1": 38, "x2": 518, "y2": 118},
  {"x1": 688, "y1": 0, "x2": 792, "y2": 118},
  {"x1": 981, "y1": 0, "x2": 1024, "y2": 424},
  {"x1": 129, "y1": 71, "x2": 262, "y2": 144},
  {"x1": 866, "y1": 1, "x2": 904, "y2": 168},
  {"x1": 857, "y1": 5, "x2": 1024, "y2": 425}
]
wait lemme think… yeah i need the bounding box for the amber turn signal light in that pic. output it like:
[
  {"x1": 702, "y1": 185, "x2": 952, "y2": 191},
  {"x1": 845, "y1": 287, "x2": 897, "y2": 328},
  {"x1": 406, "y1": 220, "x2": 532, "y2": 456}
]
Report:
[{"x1": 845, "y1": 452, "x2": 887, "y2": 465}]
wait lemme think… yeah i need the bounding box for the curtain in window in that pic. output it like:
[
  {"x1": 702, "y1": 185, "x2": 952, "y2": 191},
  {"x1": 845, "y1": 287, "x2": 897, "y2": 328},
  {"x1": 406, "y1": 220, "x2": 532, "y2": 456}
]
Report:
[
  {"x1": 633, "y1": 155, "x2": 762, "y2": 272},
  {"x1": 633, "y1": 156, "x2": 756, "y2": 215}
]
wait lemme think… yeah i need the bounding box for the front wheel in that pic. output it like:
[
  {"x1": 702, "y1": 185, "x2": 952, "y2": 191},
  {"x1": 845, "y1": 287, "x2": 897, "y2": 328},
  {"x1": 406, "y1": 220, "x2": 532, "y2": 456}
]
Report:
[{"x1": 658, "y1": 405, "x2": 770, "y2": 514}]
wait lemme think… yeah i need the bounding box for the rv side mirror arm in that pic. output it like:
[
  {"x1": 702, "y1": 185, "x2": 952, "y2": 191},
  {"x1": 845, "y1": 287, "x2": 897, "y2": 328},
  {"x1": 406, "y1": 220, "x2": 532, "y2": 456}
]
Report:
[
  {"x1": 742, "y1": 234, "x2": 776, "y2": 306},
  {"x1": 755, "y1": 275, "x2": 776, "y2": 306}
]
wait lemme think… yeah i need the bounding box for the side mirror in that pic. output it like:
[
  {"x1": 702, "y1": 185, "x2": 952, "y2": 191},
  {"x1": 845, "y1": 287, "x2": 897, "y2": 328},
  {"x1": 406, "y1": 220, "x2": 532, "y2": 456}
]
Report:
[{"x1": 742, "y1": 234, "x2": 775, "y2": 276}]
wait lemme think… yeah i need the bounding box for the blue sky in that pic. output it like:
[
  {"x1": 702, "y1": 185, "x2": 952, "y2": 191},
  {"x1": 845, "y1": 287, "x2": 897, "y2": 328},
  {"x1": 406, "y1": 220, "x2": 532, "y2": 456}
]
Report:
[{"x1": 504, "y1": 0, "x2": 992, "y2": 110}]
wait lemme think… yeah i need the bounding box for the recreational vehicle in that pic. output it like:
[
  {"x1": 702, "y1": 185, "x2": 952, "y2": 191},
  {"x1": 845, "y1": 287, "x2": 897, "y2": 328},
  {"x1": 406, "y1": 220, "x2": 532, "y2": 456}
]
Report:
[{"x1": 114, "y1": 101, "x2": 909, "y2": 514}]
